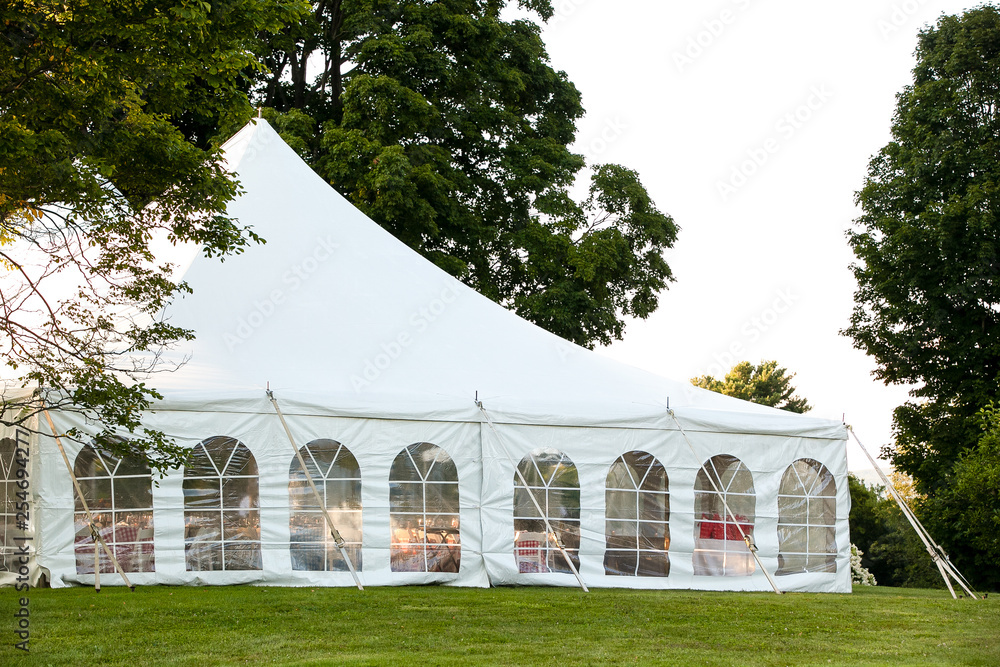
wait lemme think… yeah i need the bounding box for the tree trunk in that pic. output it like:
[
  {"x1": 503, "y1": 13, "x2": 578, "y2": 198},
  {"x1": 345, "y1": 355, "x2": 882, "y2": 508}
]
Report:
[{"x1": 329, "y1": 0, "x2": 344, "y2": 124}]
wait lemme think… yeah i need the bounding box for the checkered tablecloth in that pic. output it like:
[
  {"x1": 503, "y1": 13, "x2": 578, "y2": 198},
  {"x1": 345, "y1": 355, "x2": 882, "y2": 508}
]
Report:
[
  {"x1": 74, "y1": 522, "x2": 152, "y2": 573},
  {"x1": 112, "y1": 524, "x2": 138, "y2": 544}
]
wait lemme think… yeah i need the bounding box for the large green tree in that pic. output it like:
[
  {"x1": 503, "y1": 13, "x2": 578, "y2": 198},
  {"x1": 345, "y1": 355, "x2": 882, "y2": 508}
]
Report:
[
  {"x1": 691, "y1": 360, "x2": 811, "y2": 413},
  {"x1": 0, "y1": 0, "x2": 305, "y2": 469},
  {"x1": 845, "y1": 5, "x2": 1000, "y2": 587},
  {"x1": 929, "y1": 403, "x2": 1000, "y2": 589},
  {"x1": 241, "y1": 0, "x2": 678, "y2": 347}
]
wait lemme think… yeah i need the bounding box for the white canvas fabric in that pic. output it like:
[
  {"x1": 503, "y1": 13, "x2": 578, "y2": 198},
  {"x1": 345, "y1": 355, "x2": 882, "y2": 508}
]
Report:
[{"x1": 11, "y1": 120, "x2": 851, "y2": 592}]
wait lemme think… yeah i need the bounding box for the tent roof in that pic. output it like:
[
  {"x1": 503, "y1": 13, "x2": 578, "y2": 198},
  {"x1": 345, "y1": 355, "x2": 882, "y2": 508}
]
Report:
[{"x1": 150, "y1": 120, "x2": 844, "y2": 439}]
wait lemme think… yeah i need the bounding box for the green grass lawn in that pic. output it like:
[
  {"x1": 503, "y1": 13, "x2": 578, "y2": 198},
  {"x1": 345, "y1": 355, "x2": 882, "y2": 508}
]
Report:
[{"x1": 1, "y1": 585, "x2": 996, "y2": 666}]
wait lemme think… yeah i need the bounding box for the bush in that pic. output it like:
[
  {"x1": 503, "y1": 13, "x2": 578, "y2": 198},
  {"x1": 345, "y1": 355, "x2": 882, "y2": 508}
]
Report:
[{"x1": 850, "y1": 544, "x2": 877, "y2": 586}]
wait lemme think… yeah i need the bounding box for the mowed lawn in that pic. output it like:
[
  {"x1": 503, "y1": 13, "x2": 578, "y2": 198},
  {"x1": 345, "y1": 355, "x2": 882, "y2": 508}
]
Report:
[{"x1": 1, "y1": 585, "x2": 997, "y2": 666}]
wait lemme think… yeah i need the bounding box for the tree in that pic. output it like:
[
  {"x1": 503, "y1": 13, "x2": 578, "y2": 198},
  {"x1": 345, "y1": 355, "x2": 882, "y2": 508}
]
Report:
[
  {"x1": 1, "y1": 0, "x2": 306, "y2": 469},
  {"x1": 928, "y1": 403, "x2": 1000, "y2": 590},
  {"x1": 844, "y1": 5, "x2": 1000, "y2": 586},
  {"x1": 847, "y1": 474, "x2": 942, "y2": 589},
  {"x1": 239, "y1": 0, "x2": 679, "y2": 348},
  {"x1": 954, "y1": 405, "x2": 1000, "y2": 568},
  {"x1": 690, "y1": 360, "x2": 811, "y2": 413},
  {"x1": 845, "y1": 5, "x2": 1000, "y2": 489}
]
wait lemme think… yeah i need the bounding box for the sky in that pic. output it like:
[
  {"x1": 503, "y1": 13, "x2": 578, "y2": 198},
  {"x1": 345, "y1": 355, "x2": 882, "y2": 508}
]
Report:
[{"x1": 504, "y1": 0, "x2": 988, "y2": 475}]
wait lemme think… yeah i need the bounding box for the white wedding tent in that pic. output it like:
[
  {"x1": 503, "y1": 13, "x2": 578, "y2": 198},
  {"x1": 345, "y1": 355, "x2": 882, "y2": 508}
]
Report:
[{"x1": 2, "y1": 119, "x2": 851, "y2": 592}]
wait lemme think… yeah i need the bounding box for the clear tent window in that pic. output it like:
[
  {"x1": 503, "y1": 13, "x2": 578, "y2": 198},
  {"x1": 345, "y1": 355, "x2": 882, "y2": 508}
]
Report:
[
  {"x1": 72, "y1": 444, "x2": 155, "y2": 574},
  {"x1": 513, "y1": 448, "x2": 580, "y2": 574},
  {"x1": 183, "y1": 436, "x2": 261, "y2": 571},
  {"x1": 777, "y1": 458, "x2": 837, "y2": 575},
  {"x1": 389, "y1": 442, "x2": 461, "y2": 573},
  {"x1": 0, "y1": 430, "x2": 30, "y2": 574},
  {"x1": 605, "y1": 451, "x2": 670, "y2": 577},
  {"x1": 288, "y1": 439, "x2": 363, "y2": 572},
  {"x1": 693, "y1": 454, "x2": 756, "y2": 577}
]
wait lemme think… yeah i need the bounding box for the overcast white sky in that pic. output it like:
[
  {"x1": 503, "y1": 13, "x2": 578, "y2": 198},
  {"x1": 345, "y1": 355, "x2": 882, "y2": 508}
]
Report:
[{"x1": 508, "y1": 0, "x2": 986, "y2": 473}]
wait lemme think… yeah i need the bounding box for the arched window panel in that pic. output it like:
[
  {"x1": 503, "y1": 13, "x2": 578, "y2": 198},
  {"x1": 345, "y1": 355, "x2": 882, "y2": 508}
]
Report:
[
  {"x1": 693, "y1": 455, "x2": 756, "y2": 577},
  {"x1": 389, "y1": 443, "x2": 461, "y2": 574},
  {"x1": 0, "y1": 437, "x2": 14, "y2": 573},
  {"x1": 605, "y1": 451, "x2": 670, "y2": 577},
  {"x1": 513, "y1": 449, "x2": 580, "y2": 574},
  {"x1": 288, "y1": 439, "x2": 363, "y2": 572},
  {"x1": 183, "y1": 436, "x2": 261, "y2": 572},
  {"x1": 1, "y1": 432, "x2": 29, "y2": 574},
  {"x1": 777, "y1": 459, "x2": 837, "y2": 575},
  {"x1": 72, "y1": 444, "x2": 155, "y2": 575}
]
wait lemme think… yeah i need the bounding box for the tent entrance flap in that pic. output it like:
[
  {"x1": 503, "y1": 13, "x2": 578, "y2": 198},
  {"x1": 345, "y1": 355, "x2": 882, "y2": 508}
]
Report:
[{"x1": 267, "y1": 390, "x2": 363, "y2": 591}]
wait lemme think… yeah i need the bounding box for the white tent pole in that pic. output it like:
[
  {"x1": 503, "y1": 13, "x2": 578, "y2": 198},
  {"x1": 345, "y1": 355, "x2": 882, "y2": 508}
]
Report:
[
  {"x1": 848, "y1": 428, "x2": 977, "y2": 599},
  {"x1": 849, "y1": 427, "x2": 966, "y2": 597},
  {"x1": 477, "y1": 401, "x2": 589, "y2": 593},
  {"x1": 891, "y1": 490, "x2": 974, "y2": 597},
  {"x1": 939, "y1": 549, "x2": 979, "y2": 599},
  {"x1": 848, "y1": 427, "x2": 971, "y2": 597},
  {"x1": 266, "y1": 391, "x2": 364, "y2": 591},
  {"x1": 935, "y1": 559, "x2": 958, "y2": 599},
  {"x1": 41, "y1": 408, "x2": 134, "y2": 592},
  {"x1": 667, "y1": 408, "x2": 782, "y2": 595}
]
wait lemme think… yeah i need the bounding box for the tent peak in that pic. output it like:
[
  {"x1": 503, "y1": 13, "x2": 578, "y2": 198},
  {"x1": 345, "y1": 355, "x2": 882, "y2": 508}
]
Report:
[{"x1": 220, "y1": 118, "x2": 283, "y2": 174}]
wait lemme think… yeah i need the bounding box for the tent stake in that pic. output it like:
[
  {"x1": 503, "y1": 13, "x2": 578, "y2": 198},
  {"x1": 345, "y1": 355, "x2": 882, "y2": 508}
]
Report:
[
  {"x1": 667, "y1": 409, "x2": 782, "y2": 594},
  {"x1": 267, "y1": 390, "x2": 364, "y2": 591},
  {"x1": 41, "y1": 408, "x2": 135, "y2": 592},
  {"x1": 848, "y1": 427, "x2": 977, "y2": 599},
  {"x1": 477, "y1": 401, "x2": 589, "y2": 593}
]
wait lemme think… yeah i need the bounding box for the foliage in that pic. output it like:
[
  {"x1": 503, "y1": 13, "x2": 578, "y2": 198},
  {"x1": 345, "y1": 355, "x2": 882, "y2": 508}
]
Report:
[
  {"x1": 0, "y1": 0, "x2": 306, "y2": 469},
  {"x1": 865, "y1": 504, "x2": 944, "y2": 591},
  {"x1": 847, "y1": 474, "x2": 942, "y2": 589},
  {"x1": 845, "y1": 5, "x2": 1000, "y2": 489},
  {"x1": 888, "y1": 469, "x2": 920, "y2": 504},
  {"x1": 7, "y1": 586, "x2": 1000, "y2": 666},
  {"x1": 924, "y1": 402, "x2": 1000, "y2": 590},
  {"x1": 847, "y1": 474, "x2": 888, "y2": 558},
  {"x1": 951, "y1": 404, "x2": 1000, "y2": 567},
  {"x1": 690, "y1": 360, "x2": 811, "y2": 413},
  {"x1": 240, "y1": 0, "x2": 678, "y2": 348},
  {"x1": 844, "y1": 5, "x2": 1000, "y2": 587}
]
